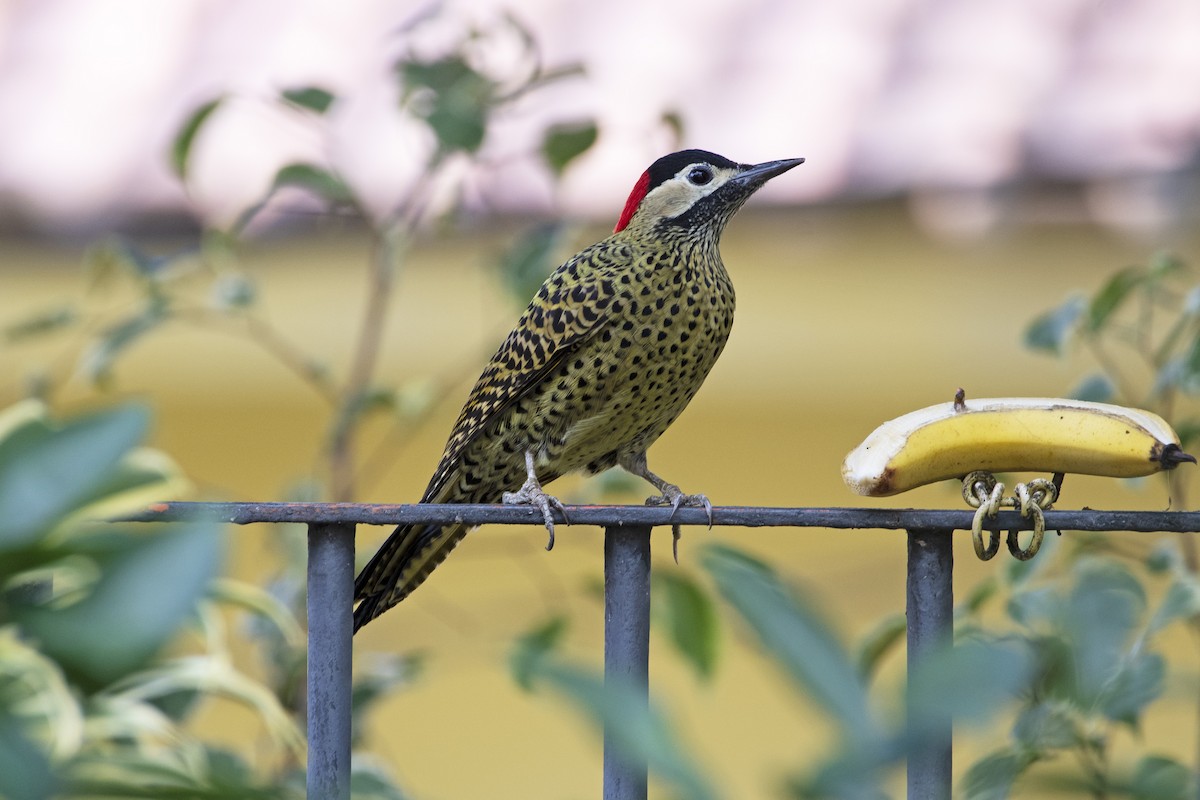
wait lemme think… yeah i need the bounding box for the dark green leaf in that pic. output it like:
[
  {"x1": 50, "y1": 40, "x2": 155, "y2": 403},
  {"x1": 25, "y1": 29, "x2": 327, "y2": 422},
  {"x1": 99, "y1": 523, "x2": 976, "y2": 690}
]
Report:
[
  {"x1": 271, "y1": 163, "x2": 353, "y2": 204},
  {"x1": 653, "y1": 571, "x2": 719, "y2": 681},
  {"x1": 1024, "y1": 295, "x2": 1085, "y2": 354},
  {"x1": 1101, "y1": 652, "x2": 1164, "y2": 727},
  {"x1": 172, "y1": 97, "x2": 223, "y2": 180},
  {"x1": 1071, "y1": 373, "x2": 1115, "y2": 403},
  {"x1": 497, "y1": 222, "x2": 565, "y2": 303},
  {"x1": 701, "y1": 544, "x2": 876, "y2": 743},
  {"x1": 0, "y1": 403, "x2": 149, "y2": 548},
  {"x1": 541, "y1": 121, "x2": 598, "y2": 176},
  {"x1": 399, "y1": 57, "x2": 494, "y2": 153},
  {"x1": 2, "y1": 305, "x2": 78, "y2": 343},
  {"x1": 853, "y1": 612, "x2": 905, "y2": 681},
  {"x1": 1087, "y1": 266, "x2": 1144, "y2": 332},
  {"x1": 281, "y1": 86, "x2": 335, "y2": 114},
  {"x1": 1130, "y1": 754, "x2": 1192, "y2": 800},
  {"x1": 510, "y1": 616, "x2": 568, "y2": 691},
  {"x1": 961, "y1": 749, "x2": 1025, "y2": 800},
  {"x1": 14, "y1": 520, "x2": 223, "y2": 689}
]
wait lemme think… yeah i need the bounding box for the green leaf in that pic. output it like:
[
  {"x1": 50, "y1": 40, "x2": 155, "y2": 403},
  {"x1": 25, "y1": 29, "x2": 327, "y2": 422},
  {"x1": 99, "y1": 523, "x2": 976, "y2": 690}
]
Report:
[
  {"x1": 1071, "y1": 373, "x2": 1115, "y2": 403},
  {"x1": 2, "y1": 305, "x2": 78, "y2": 343},
  {"x1": 1024, "y1": 295, "x2": 1085, "y2": 354},
  {"x1": 541, "y1": 121, "x2": 598, "y2": 176},
  {"x1": 0, "y1": 403, "x2": 149, "y2": 549},
  {"x1": 1064, "y1": 560, "x2": 1146, "y2": 703},
  {"x1": 1147, "y1": 251, "x2": 1186, "y2": 279},
  {"x1": 14, "y1": 520, "x2": 223, "y2": 689},
  {"x1": 1147, "y1": 576, "x2": 1200, "y2": 635},
  {"x1": 701, "y1": 544, "x2": 876, "y2": 743},
  {"x1": 78, "y1": 301, "x2": 169, "y2": 385},
  {"x1": 1101, "y1": 652, "x2": 1164, "y2": 727},
  {"x1": 853, "y1": 612, "x2": 905, "y2": 681},
  {"x1": 0, "y1": 715, "x2": 58, "y2": 800},
  {"x1": 653, "y1": 571, "x2": 719, "y2": 681},
  {"x1": 1130, "y1": 754, "x2": 1193, "y2": 800},
  {"x1": 271, "y1": 163, "x2": 353, "y2": 204},
  {"x1": 660, "y1": 109, "x2": 686, "y2": 146},
  {"x1": 209, "y1": 273, "x2": 257, "y2": 311},
  {"x1": 281, "y1": 86, "x2": 335, "y2": 114},
  {"x1": 530, "y1": 659, "x2": 717, "y2": 800},
  {"x1": 510, "y1": 616, "x2": 568, "y2": 691},
  {"x1": 1087, "y1": 266, "x2": 1144, "y2": 332},
  {"x1": 907, "y1": 638, "x2": 1035, "y2": 734},
  {"x1": 960, "y1": 749, "x2": 1025, "y2": 800},
  {"x1": 497, "y1": 222, "x2": 565, "y2": 303},
  {"x1": 399, "y1": 56, "x2": 494, "y2": 153},
  {"x1": 1012, "y1": 702, "x2": 1077, "y2": 752},
  {"x1": 172, "y1": 97, "x2": 223, "y2": 180},
  {"x1": 1006, "y1": 586, "x2": 1058, "y2": 629}
]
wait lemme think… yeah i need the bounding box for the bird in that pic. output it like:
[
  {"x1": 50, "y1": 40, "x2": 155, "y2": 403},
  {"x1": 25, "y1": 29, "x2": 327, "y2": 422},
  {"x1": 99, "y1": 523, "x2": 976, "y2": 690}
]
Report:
[{"x1": 353, "y1": 149, "x2": 804, "y2": 631}]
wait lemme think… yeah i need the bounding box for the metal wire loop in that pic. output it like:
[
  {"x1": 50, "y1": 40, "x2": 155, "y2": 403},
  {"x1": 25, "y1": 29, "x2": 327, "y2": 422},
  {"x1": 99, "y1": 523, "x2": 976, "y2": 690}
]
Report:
[{"x1": 963, "y1": 472, "x2": 1058, "y2": 562}]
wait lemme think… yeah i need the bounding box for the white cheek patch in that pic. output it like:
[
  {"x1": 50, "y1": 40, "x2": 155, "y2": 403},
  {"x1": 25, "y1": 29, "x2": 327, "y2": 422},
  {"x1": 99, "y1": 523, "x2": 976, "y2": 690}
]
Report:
[{"x1": 639, "y1": 166, "x2": 740, "y2": 221}]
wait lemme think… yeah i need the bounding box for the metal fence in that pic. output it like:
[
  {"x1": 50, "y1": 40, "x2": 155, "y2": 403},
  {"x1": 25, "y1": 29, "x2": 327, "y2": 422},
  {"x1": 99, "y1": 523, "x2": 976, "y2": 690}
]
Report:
[{"x1": 123, "y1": 502, "x2": 1200, "y2": 800}]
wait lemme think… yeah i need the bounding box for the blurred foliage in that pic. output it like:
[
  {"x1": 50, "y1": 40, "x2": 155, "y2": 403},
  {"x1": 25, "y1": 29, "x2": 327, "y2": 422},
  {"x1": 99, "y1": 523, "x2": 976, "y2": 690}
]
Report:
[
  {"x1": 0, "y1": 6, "x2": 615, "y2": 799},
  {"x1": 1025, "y1": 252, "x2": 1200, "y2": 449},
  {"x1": 514, "y1": 535, "x2": 1200, "y2": 798},
  {"x1": 1, "y1": 6, "x2": 604, "y2": 504},
  {"x1": 0, "y1": 399, "x2": 417, "y2": 798}
]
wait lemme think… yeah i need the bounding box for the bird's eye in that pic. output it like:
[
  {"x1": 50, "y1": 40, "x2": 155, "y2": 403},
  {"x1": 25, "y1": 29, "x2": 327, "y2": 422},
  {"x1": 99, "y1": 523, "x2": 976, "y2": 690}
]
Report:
[{"x1": 687, "y1": 166, "x2": 713, "y2": 185}]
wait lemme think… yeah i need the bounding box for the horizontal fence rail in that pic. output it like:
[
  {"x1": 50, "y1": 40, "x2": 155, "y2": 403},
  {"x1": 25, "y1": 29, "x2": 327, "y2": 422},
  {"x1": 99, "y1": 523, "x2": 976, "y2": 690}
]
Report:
[
  {"x1": 113, "y1": 502, "x2": 1200, "y2": 800},
  {"x1": 119, "y1": 501, "x2": 1200, "y2": 531}
]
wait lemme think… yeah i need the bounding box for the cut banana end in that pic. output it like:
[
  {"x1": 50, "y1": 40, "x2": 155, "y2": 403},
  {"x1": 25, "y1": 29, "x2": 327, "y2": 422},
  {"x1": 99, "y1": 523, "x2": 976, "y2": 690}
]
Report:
[{"x1": 842, "y1": 397, "x2": 1196, "y2": 497}]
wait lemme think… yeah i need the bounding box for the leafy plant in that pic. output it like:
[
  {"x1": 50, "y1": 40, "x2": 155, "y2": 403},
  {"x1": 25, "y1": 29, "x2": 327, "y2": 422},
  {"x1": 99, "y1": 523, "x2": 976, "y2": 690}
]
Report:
[{"x1": 2, "y1": 7, "x2": 600, "y2": 506}]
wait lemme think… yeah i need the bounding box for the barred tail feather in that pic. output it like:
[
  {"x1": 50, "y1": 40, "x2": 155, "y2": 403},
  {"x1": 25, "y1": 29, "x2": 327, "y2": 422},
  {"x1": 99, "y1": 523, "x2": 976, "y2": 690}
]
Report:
[{"x1": 353, "y1": 522, "x2": 471, "y2": 632}]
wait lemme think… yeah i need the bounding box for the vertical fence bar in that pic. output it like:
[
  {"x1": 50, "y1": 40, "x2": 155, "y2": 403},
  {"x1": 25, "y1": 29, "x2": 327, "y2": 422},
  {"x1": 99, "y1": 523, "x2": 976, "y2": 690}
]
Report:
[
  {"x1": 307, "y1": 522, "x2": 356, "y2": 800},
  {"x1": 603, "y1": 525, "x2": 652, "y2": 800},
  {"x1": 906, "y1": 528, "x2": 954, "y2": 800}
]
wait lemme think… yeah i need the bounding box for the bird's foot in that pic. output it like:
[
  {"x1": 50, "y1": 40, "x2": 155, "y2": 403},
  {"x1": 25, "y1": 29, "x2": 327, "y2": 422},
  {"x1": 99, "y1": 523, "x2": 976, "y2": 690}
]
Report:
[
  {"x1": 645, "y1": 486, "x2": 713, "y2": 564},
  {"x1": 504, "y1": 482, "x2": 569, "y2": 551}
]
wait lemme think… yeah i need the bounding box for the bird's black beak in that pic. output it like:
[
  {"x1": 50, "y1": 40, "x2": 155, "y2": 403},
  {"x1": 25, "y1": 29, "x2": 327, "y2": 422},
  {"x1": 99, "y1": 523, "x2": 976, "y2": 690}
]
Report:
[{"x1": 732, "y1": 157, "x2": 805, "y2": 188}]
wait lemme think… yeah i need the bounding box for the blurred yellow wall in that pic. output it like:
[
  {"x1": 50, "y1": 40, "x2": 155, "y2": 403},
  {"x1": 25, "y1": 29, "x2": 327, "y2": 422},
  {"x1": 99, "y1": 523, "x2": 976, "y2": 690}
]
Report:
[{"x1": 3, "y1": 203, "x2": 1199, "y2": 797}]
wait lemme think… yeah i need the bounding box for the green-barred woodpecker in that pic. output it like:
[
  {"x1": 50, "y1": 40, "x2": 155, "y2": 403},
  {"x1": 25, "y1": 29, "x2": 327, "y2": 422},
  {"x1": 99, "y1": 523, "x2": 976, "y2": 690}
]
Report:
[{"x1": 354, "y1": 149, "x2": 803, "y2": 630}]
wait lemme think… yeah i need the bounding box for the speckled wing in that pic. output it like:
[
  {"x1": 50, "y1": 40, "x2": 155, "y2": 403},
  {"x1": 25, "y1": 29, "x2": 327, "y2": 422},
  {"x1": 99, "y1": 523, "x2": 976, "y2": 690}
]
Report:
[{"x1": 419, "y1": 242, "x2": 624, "y2": 504}]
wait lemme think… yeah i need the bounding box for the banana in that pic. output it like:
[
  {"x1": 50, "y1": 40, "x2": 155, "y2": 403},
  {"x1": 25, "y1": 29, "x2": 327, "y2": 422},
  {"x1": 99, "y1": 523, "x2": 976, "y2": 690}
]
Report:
[{"x1": 842, "y1": 397, "x2": 1195, "y2": 497}]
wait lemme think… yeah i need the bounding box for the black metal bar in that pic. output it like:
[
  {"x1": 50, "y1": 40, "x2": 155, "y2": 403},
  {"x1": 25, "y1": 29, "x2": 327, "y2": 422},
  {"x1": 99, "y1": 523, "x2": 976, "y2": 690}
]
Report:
[
  {"x1": 906, "y1": 529, "x2": 954, "y2": 800},
  {"x1": 307, "y1": 522, "x2": 355, "y2": 800},
  {"x1": 603, "y1": 525, "x2": 651, "y2": 800},
  {"x1": 114, "y1": 501, "x2": 1200, "y2": 532}
]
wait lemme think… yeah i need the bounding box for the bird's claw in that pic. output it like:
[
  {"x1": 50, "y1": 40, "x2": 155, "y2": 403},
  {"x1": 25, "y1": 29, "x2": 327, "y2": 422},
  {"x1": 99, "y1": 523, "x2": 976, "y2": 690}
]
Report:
[
  {"x1": 645, "y1": 487, "x2": 712, "y2": 564},
  {"x1": 504, "y1": 484, "x2": 569, "y2": 551}
]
